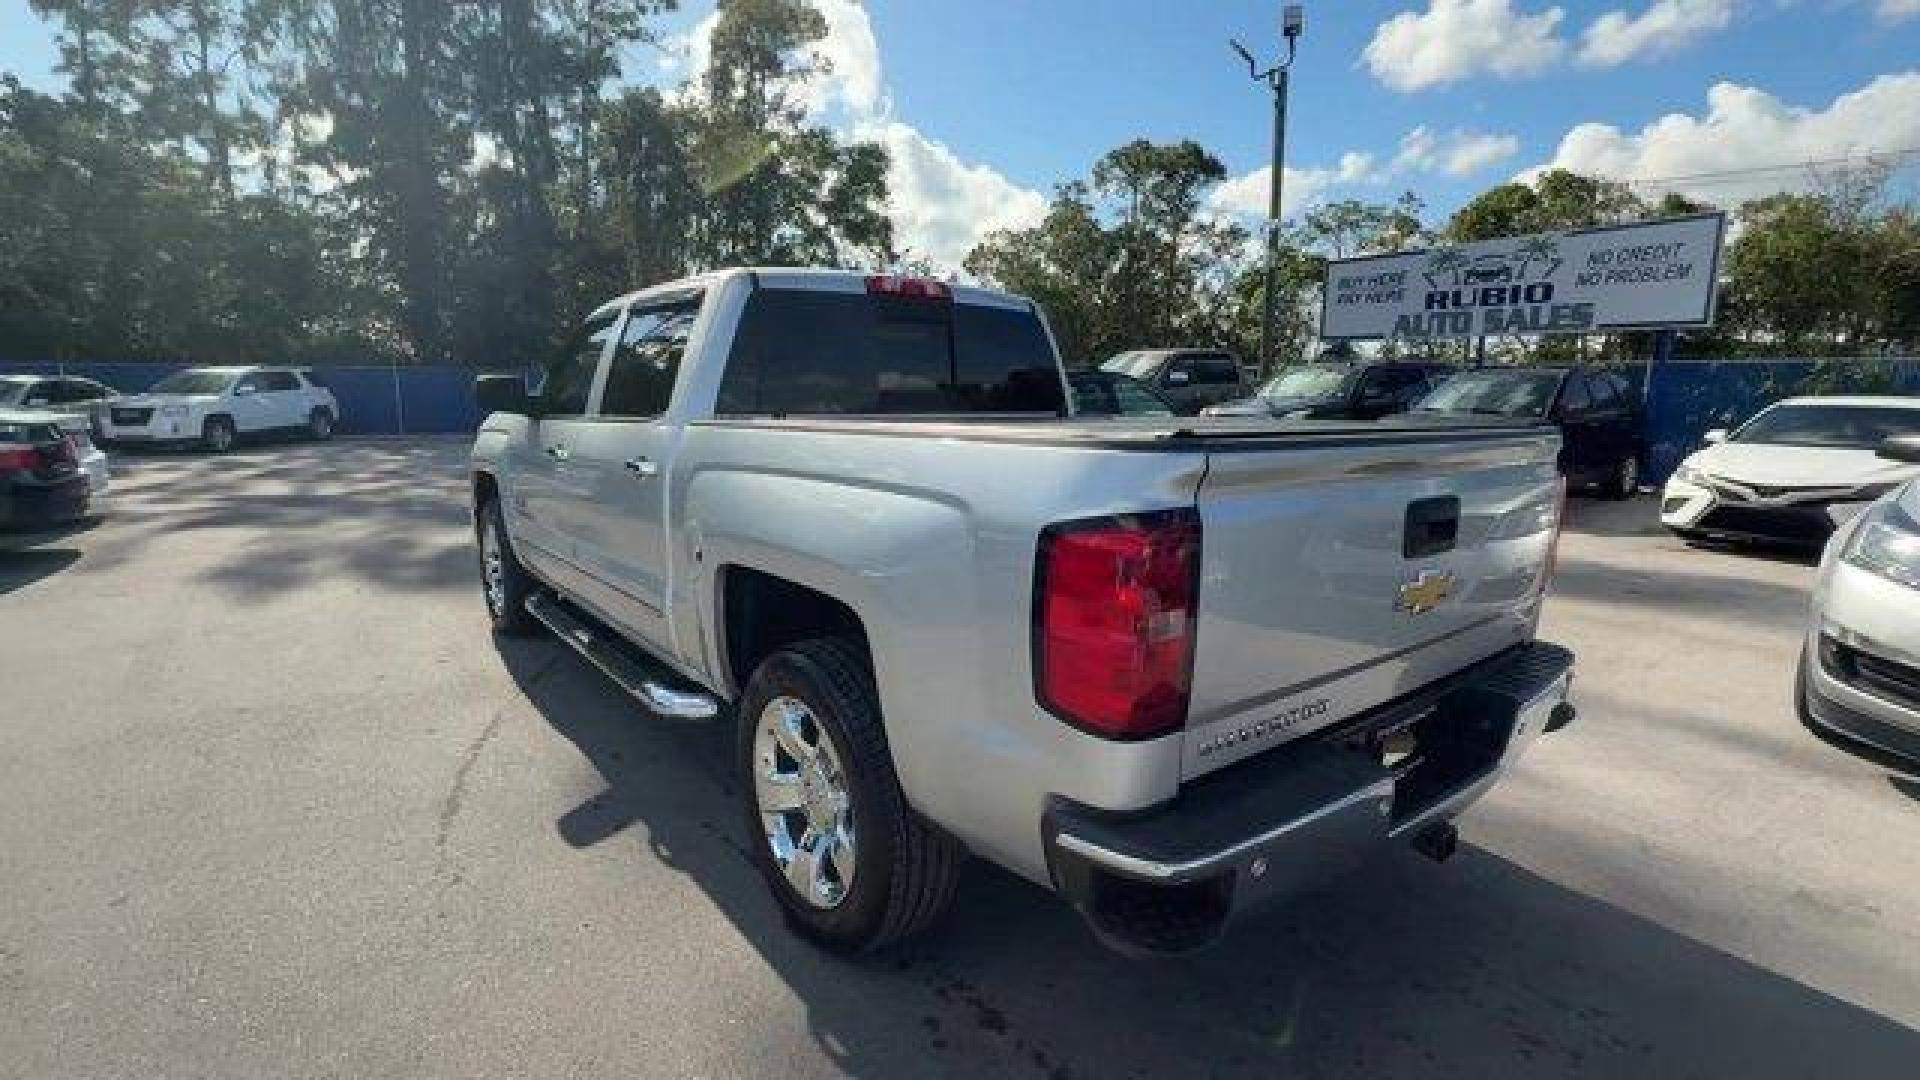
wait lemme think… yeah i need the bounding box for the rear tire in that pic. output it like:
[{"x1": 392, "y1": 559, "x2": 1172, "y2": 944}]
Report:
[
  {"x1": 736, "y1": 636, "x2": 960, "y2": 953},
  {"x1": 478, "y1": 498, "x2": 537, "y2": 636},
  {"x1": 201, "y1": 416, "x2": 236, "y2": 454},
  {"x1": 308, "y1": 408, "x2": 335, "y2": 441}
]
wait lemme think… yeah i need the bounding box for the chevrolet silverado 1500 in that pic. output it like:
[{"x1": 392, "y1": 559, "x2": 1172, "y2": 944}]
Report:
[{"x1": 469, "y1": 268, "x2": 1576, "y2": 955}]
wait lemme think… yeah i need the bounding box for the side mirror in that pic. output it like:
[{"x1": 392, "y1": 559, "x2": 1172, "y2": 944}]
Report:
[
  {"x1": 1166, "y1": 369, "x2": 1191, "y2": 386},
  {"x1": 1878, "y1": 435, "x2": 1920, "y2": 464},
  {"x1": 475, "y1": 373, "x2": 534, "y2": 417},
  {"x1": 1702, "y1": 428, "x2": 1728, "y2": 445}
]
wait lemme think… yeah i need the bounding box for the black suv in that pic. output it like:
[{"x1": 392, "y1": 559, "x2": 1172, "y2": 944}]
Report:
[
  {"x1": 1203, "y1": 361, "x2": 1451, "y2": 420},
  {"x1": 1415, "y1": 365, "x2": 1644, "y2": 498},
  {"x1": 1098, "y1": 349, "x2": 1247, "y2": 415}
]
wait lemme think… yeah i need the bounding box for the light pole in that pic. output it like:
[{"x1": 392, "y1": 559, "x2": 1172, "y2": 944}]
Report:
[{"x1": 1233, "y1": 5, "x2": 1304, "y2": 379}]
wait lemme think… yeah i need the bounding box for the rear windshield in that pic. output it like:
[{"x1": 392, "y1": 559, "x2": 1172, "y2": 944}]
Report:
[
  {"x1": 150, "y1": 369, "x2": 236, "y2": 395},
  {"x1": 1100, "y1": 352, "x2": 1162, "y2": 380},
  {"x1": 1259, "y1": 364, "x2": 1354, "y2": 400},
  {"x1": 1734, "y1": 404, "x2": 1920, "y2": 448},
  {"x1": 716, "y1": 290, "x2": 1064, "y2": 415},
  {"x1": 1417, "y1": 370, "x2": 1564, "y2": 418}
]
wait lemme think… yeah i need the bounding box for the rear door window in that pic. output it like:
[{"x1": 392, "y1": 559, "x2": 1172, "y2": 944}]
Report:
[
  {"x1": 257, "y1": 371, "x2": 301, "y2": 392},
  {"x1": 717, "y1": 290, "x2": 1063, "y2": 415}
]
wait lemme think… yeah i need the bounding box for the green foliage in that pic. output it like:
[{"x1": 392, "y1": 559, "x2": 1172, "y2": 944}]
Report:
[
  {"x1": 966, "y1": 141, "x2": 1250, "y2": 366},
  {"x1": 3, "y1": 1, "x2": 1915, "y2": 370},
  {"x1": 3, "y1": 0, "x2": 896, "y2": 367}
]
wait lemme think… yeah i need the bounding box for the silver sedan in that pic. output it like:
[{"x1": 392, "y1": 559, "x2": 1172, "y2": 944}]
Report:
[{"x1": 1800, "y1": 438, "x2": 1920, "y2": 765}]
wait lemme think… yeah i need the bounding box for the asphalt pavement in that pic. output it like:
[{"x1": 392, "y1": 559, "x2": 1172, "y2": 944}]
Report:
[{"x1": 2, "y1": 439, "x2": 1916, "y2": 1078}]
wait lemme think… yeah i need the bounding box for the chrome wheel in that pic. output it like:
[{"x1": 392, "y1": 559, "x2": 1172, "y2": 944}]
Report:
[
  {"x1": 1618, "y1": 455, "x2": 1639, "y2": 495},
  {"x1": 754, "y1": 695, "x2": 856, "y2": 909},
  {"x1": 208, "y1": 421, "x2": 233, "y2": 452},
  {"x1": 480, "y1": 516, "x2": 506, "y2": 616},
  {"x1": 311, "y1": 411, "x2": 333, "y2": 439}
]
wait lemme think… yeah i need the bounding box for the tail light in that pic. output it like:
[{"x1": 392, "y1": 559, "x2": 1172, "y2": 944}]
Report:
[
  {"x1": 0, "y1": 441, "x2": 68, "y2": 473},
  {"x1": 865, "y1": 274, "x2": 952, "y2": 302},
  {"x1": 1034, "y1": 509, "x2": 1201, "y2": 740}
]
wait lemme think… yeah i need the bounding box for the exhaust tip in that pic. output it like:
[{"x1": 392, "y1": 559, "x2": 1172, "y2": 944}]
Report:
[{"x1": 1412, "y1": 821, "x2": 1459, "y2": 863}]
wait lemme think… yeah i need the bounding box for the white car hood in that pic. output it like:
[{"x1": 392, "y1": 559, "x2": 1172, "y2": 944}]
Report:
[{"x1": 1684, "y1": 442, "x2": 1920, "y2": 490}]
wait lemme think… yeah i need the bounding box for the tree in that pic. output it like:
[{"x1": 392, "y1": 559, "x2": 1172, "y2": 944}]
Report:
[{"x1": 1299, "y1": 193, "x2": 1427, "y2": 258}]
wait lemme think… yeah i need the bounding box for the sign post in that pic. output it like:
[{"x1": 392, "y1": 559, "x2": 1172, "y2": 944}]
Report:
[{"x1": 1319, "y1": 213, "x2": 1726, "y2": 345}]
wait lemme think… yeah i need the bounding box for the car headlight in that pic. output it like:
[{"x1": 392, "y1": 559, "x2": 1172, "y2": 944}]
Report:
[
  {"x1": 159, "y1": 403, "x2": 189, "y2": 417},
  {"x1": 1844, "y1": 499, "x2": 1920, "y2": 590},
  {"x1": 1672, "y1": 464, "x2": 1705, "y2": 486}
]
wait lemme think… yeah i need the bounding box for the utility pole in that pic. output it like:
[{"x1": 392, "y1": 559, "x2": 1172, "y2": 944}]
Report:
[{"x1": 1233, "y1": 5, "x2": 1305, "y2": 380}]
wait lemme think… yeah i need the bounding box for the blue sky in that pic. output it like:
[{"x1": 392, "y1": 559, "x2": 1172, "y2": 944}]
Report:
[{"x1": 6, "y1": 0, "x2": 1919, "y2": 265}]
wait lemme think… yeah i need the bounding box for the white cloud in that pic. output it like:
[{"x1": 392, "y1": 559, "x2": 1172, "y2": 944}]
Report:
[
  {"x1": 1577, "y1": 0, "x2": 1734, "y2": 68},
  {"x1": 665, "y1": 1, "x2": 1043, "y2": 270},
  {"x1": 1879, "y1": 0, "x2": 1920, "y2": 21},
  {"x1": 1209, "y1": 153, "x2": 1380, "y2": 218},
  {"x1": 1364, "y1": 0, "x2": 1568, "y2": 91},
  {"x1": 1532, "y1": 72, "x2": 1920, "y2": 202},
  {"x1": 1392, "y1": 127, "x2": 1521, "y2": 176},
  {"x1": 1210, "y1": 126, "x2": 1522, "y2": 224},
  {"x1": 858, "y1": 121, "x2": 1048, "y2": 267},
  {"x1": 799, "y1": 0, "x2": 884, "y2": 120}
]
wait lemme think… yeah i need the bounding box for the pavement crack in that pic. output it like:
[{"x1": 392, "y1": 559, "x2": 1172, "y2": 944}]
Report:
[{"x1": 436, "y1": 710, "x2": 506, "y2": 857}]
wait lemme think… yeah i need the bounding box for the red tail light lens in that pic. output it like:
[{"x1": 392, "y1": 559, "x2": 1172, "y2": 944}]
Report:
[
  {"x1": 1035, "y1": 509, "x2": 1201, "y2": 740},
  {"x1": 0, "y1": 447, "x2": 36, "y2": 471}
]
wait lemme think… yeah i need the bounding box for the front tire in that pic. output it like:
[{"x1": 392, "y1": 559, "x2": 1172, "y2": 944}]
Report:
[
  {"x1": 308, "y1": 408, "x2": 335, "y2": 441},
  {"x1": 201, "y1": 416, "x2": 236, "y2": 454},
  {"x1": 736, "y1": 637, "x2": 959, "y2": 953},
  {"x1": 477, "y1": 498, "x2": 537, "y2": 635}
]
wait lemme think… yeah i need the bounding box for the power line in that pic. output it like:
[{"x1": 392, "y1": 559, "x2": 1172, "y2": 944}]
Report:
[{"x1": 1606, "y1": 146, "x2": 1920, "y2": 189}]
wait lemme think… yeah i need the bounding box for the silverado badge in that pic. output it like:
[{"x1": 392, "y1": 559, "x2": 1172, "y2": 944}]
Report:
[{"x1": 1396, "y1": 570, "x2": 1457, "y2": 616}]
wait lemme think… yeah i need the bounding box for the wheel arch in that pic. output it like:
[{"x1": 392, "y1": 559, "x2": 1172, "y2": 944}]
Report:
[{"x1": 717, "y1": 564, "x2": 869, "y2": 699}]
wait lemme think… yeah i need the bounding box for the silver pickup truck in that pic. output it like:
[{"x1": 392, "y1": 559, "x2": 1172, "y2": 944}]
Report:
[{"x1": 469, "y1": 268, "x2": 1576, "y2": 955}]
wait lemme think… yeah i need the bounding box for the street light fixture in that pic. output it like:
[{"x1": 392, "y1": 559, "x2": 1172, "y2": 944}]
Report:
[{"x1": 1232, "y1": 4, "x2": 1305, "y2": 378}]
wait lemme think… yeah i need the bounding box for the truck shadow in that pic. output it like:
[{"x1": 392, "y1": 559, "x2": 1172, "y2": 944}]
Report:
[{"x1": 496, "y1": 637, "x2": 1920, "y2": 1079}]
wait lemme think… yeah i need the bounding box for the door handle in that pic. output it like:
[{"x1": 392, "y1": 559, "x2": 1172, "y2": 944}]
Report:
[
  {"x1": 545, "y1": 444, "x2": 570, "y2": 461},
  {"x1": 624, "y1": 456, "x2": 659, "y2": 478}
]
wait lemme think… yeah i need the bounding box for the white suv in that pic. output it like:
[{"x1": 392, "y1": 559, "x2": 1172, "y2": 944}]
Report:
[{"x1": 102, "y1": 366, "x2": 339, "y2": 452}]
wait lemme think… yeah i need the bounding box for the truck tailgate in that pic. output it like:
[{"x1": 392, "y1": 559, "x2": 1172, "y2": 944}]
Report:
[{"x1": 1183, "y1": 428, "x2": 1561, "y2": 779}]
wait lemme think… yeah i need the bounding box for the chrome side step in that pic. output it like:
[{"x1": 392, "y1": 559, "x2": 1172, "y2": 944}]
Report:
[{"x1": 525, "y1": 592, "x2": 721, "y2": 720}]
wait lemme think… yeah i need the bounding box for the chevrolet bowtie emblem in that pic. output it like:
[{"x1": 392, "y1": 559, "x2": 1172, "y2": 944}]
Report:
[{"x1": 1397, "y1": 571, "x2": 1456, "y2": 616}]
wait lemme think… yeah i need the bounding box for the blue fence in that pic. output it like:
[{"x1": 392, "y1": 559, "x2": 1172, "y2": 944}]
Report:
[
  {"x1": 1637, "y1": 357, "x2": 1920, "y2": 482},
  {"x1": 4, "y1": 356, "x2": 1916, "y2": 479},
  {"x1": 0, "y1": 360, "x2": 510, "y2": 435}
]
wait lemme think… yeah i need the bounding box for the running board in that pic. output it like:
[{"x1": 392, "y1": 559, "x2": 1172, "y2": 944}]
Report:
[{"x1": 525, "y1": 592, "x2": 721, "y2": 720}]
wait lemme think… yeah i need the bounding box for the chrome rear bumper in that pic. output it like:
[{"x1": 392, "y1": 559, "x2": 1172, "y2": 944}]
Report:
[{"x1": 1044, "y1": 642, "x2": 1574, "y2": 955}]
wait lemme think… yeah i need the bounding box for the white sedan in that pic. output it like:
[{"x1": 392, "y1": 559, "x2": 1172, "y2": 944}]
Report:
[
  {"x1": 1662, "y1": 396, "x2": 1920, "y2": 548},
  {"x1": 1799, "y1": 437, "x2": 1920, "y2": 765}
]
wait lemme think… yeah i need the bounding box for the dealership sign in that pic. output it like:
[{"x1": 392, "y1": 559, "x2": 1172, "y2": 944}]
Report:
[{"x1": 1319, "y1": 212, "x2": 1725, "y2": 341}]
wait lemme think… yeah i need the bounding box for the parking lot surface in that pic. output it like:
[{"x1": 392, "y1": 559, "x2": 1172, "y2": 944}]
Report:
[{"x1": 3, "y1": 439, "x2": 1917, "y2": 1078}]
